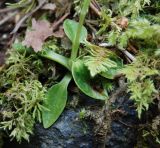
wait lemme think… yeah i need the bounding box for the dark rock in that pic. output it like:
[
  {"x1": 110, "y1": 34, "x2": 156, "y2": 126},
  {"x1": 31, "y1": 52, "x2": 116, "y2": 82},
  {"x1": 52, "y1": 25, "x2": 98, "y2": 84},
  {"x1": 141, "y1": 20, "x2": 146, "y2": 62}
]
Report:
[
  {"x1": 3, "y1": 94, "x2": 138, "y2": 148},
  {"x1": 3, "y1": 109, "x2": 94, "y2": 148},
  {"x1": 0, "y1": 51, "x2": 5, "y2": 66},
  {"x1": 105, "y1": 94, "x2": 138, "y2": 148}
]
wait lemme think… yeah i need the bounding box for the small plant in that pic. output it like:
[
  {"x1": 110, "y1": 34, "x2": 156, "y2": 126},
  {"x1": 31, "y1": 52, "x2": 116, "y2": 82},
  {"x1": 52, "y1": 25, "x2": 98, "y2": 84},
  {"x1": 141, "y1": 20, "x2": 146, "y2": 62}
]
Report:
[
  {"x1": 1, "y1": 0, "x2": 160, "y2": 145},
  {"x1": 0, "y1": 78, "x2": 47, "y2": 142},
  {"x1": 122, "y1": 53, "x2": 159, "y2": 118},
  {"x1": 0, "y1": 49, "x2": 47, "y2": 142},
  {"x1": 14, "y1": 0, "x2": 122, "y2": 128},
  {"x1": 6, "y1": 0, "x2": 38, "y2": 13},
  {"x1": 41, "y1": 0, "x2": 122, "y2": 128}
]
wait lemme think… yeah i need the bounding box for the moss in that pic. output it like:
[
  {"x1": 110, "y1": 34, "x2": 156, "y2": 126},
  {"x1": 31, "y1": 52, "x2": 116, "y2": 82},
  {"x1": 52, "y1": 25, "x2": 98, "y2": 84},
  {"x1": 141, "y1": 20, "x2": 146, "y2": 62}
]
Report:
[
  {"x1": 122, "y1": 52, "x2": 160, "y2": 118},
  {"x1": 0, "y1": 49, "x2": 49, "y2": 142}
]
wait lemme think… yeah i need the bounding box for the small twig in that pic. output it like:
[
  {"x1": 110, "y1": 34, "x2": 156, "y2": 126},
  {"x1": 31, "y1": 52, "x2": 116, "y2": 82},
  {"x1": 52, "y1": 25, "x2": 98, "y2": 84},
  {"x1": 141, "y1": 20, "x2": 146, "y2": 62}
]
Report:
[
  {"x1": 85, "y1": 19, "x2": 99, "y2": 25},
  {"x1": 128, "y1": 42, "x2": 138, "y2": 54},
  {"x1": 52, "y1": 12, "x2": 70, "y2": 31},
  {"x1": 86, "y1": 22, "x2": 97, "y2": 33},
  {"x1": 0, "y1": 7, "x2": 17, "y2": 13},
  {"x1": 99, "y1": 42, "x2": 136, "y2": 61},
  {"x1": 118, "y1": 120, "x2": 135, "y2": 128},
  {"x1": 11, "y1": 0, "x2": 46, "y2": 34},
  {"x1": 8, "y1": 33, "x2": 17, "y2": 46},
  {"x1": 90, "y1": 1, "x2": 101, "y2": 16},
  {"x1": 0, "y1": 11, "x2": 18, "y2": 26},
  {"x1": 91, "y1": 0, "x2": 101, "y2": 11},
  {"x1": 121, "y1": 49, "x2": 136, "y2": 61},
  {"x1": 111, "y1": 109, "x2": 126, "y2": 115}
]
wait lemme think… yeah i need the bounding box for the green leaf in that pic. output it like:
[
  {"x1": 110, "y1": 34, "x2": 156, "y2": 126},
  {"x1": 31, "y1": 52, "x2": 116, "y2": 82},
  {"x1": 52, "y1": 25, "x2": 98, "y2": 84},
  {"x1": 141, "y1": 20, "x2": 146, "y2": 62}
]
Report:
[
  {"x1": 63, "y1": 19, "x2": 87, "y2": 43},
  {"x1": 41, "y1": 49, "x2": 70, "y2": 70},
  {"x1": 13, "y1": 43, "x2": 70, "y2": 70},
  {"x1": 42, "y1": 74, "x2": 72, "y2": 128},
  {"x1": 100, "y1": 58, "x2": 123, "y2": 79},
  {"x1": 72, "y1": 59, "x2": 108, "y2": 100}
]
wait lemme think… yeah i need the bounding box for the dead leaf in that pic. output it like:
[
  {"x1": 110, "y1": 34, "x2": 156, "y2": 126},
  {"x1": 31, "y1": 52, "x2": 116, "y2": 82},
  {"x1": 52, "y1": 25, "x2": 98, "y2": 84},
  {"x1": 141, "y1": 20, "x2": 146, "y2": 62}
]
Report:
[{"x1": 23, "y1": 19, "x2": 53, "y2": 52}]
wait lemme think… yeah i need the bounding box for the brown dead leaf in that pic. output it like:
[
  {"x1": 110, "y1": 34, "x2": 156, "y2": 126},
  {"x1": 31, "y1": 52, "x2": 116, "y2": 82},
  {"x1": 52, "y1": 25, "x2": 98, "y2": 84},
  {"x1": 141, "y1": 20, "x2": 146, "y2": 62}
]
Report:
[{"x1": 23, "y1": 19, "x2": 53, "y2": 52}]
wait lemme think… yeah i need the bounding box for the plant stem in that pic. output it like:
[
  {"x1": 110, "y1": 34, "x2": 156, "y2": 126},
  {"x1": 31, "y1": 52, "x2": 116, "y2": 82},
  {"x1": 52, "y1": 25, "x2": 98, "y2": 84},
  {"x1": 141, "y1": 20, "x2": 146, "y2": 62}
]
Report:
[{"x1": 71, "y1": 0, "x2": 91, "y2": 60}]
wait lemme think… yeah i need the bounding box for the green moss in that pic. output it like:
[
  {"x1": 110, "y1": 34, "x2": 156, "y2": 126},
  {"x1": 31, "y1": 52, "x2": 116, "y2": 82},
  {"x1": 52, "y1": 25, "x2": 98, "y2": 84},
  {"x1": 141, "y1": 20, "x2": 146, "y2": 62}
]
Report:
[
  {"x1": 0, "y1": 49, "x2": 48, "y2": 142},
  {"x1": 122, "y1": 52, "x2": 160, "y2": 118}
]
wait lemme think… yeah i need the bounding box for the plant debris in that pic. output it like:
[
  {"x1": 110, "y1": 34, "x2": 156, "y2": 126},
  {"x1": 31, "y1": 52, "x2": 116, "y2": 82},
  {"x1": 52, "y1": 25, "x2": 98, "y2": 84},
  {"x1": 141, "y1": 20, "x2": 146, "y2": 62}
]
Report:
[
  {"x1": 23, "y1": 19, "x2": 53, "y2": 52},
  {"x1": 0, "y1": 0, "x2": 160, "y2": 147}
]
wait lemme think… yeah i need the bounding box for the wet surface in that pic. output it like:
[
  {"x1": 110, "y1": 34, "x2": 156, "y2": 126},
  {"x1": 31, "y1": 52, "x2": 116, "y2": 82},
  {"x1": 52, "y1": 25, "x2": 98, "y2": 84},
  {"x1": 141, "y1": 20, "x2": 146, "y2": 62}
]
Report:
[{"x1": 3, "y1": 93, "x2": 139, "y2": 148}]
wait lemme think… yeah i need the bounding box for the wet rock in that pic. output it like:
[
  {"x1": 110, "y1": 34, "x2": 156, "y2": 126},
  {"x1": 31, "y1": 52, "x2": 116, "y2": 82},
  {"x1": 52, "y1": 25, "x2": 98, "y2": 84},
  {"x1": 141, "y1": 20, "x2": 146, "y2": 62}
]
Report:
[
  {"x1": 105, "y1": 94, "x2": 138, "y2": 148},
  {"x1": 3, "y1": 109, "x2": 94, "y2": 148},
  {"x1": 3, "y1": 93, "x2": 138, "y2": 148}
]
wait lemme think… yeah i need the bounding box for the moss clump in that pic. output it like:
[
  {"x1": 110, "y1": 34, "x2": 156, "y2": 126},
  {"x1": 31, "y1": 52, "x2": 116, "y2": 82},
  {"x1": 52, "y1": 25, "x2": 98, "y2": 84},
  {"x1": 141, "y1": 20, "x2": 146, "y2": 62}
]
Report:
[
  {"x1": 0, "y1": 49, "x2": 47, "y2": 142},
  {"x1": 122, "y1": 52, "x2": 160, "y2": 118}
]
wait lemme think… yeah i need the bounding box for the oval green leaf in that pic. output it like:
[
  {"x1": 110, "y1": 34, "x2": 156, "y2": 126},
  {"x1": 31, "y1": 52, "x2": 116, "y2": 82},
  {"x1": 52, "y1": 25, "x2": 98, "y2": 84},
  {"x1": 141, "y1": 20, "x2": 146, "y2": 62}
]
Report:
[
  {"x1": 72, "y1": 59, "x2": 108, "y2": 100},
  {"x1": 42, "y1": 74, "x2": 72, "y2": 128},
  {"x1": 63, "y1": 19, "x2": 87, "y2": 43}
]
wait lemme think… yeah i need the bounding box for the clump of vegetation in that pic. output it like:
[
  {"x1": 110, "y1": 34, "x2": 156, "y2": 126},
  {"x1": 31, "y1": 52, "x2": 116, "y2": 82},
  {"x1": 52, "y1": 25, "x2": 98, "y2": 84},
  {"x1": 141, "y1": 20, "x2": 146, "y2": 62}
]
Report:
[
  {"x1": 0, "y1": 80, "x2": 46, "y2": 142},
  {"x1": 122, "y1": 52, "x2": 159, "y2": 118},
  {"x1": 6, "y1": 0, "x2": 39, "y2": 13},
  {"x1": 0, "y1": 49, "x2": 47, "y2": 142},
  {"x1": 143, "y1": 115, "x2": 160, "y2": 144},
  {"x1": 0, "y1": 0, "x2": 160, "y2": 146}
]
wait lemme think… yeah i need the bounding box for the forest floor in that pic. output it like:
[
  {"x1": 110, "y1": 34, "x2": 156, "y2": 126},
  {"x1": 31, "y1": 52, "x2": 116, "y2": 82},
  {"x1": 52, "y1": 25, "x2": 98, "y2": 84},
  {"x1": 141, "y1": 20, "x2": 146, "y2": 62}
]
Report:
[{"x1": 0, "y1": 0, "x2": 160, "y2": 148}]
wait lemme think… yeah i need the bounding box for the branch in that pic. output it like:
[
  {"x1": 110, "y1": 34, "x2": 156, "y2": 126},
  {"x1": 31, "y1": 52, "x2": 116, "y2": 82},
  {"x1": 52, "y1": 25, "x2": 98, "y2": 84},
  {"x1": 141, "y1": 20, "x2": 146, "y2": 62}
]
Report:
[
  {"x1": 121, "y1": 49, "x2": 136, "y2": 61},
  {"x1": 99, "y1": 43, "x2": 136, "y2": 61},
  {"x1": 52, "y1": 13, "x2": 70, "y2": 31},
  {"x1": 90, "y1": 1, "x2": 101, "y2": 16},
  {"x1": 0, "y1": 11, "x2": 18, "y2": 26},
  {"x1": 11, "y1": 0, "x2": 46, "y2": 34}
]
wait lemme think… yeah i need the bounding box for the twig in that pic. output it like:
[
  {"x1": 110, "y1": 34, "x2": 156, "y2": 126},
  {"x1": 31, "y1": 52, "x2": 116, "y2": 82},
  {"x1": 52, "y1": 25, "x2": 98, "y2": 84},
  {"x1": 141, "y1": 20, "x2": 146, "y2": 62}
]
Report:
[
  {"x1": 118, "y1": 120, "x2": 135, "y2": 128},
  {"x1": 90, "y1": 1, "x2": 101, "y2": 16},
  {"x1": 52, "y1": 12, "x2": 70, "y2": 31},
  {"x1": 99, "y1": 43, "x2": 136, "y2": 61},
  {"x1": 128, "y1": 42, "x2": 138, "y2": 53},
  {"x1": 92, "y1": 0, "x2": 101, "y2": 10},
  {"x1": 86, "y1": 22, "x2": 97, "y2": 33},
  {"x1": 86, "y1": 19, "x2": 99, "y2": 24},
  {"x1": 121, "y1": 49, "x2": 136, "y2": 61},
  {"x1": 11, "y1": 0, "x2": 46, "y2": 34},
  {"x1": 0, "y1": 7, "x2": 17, "y2": 13},
  {"x1": 0, "y1": 11, "x2": 18, "y2": 26}
]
